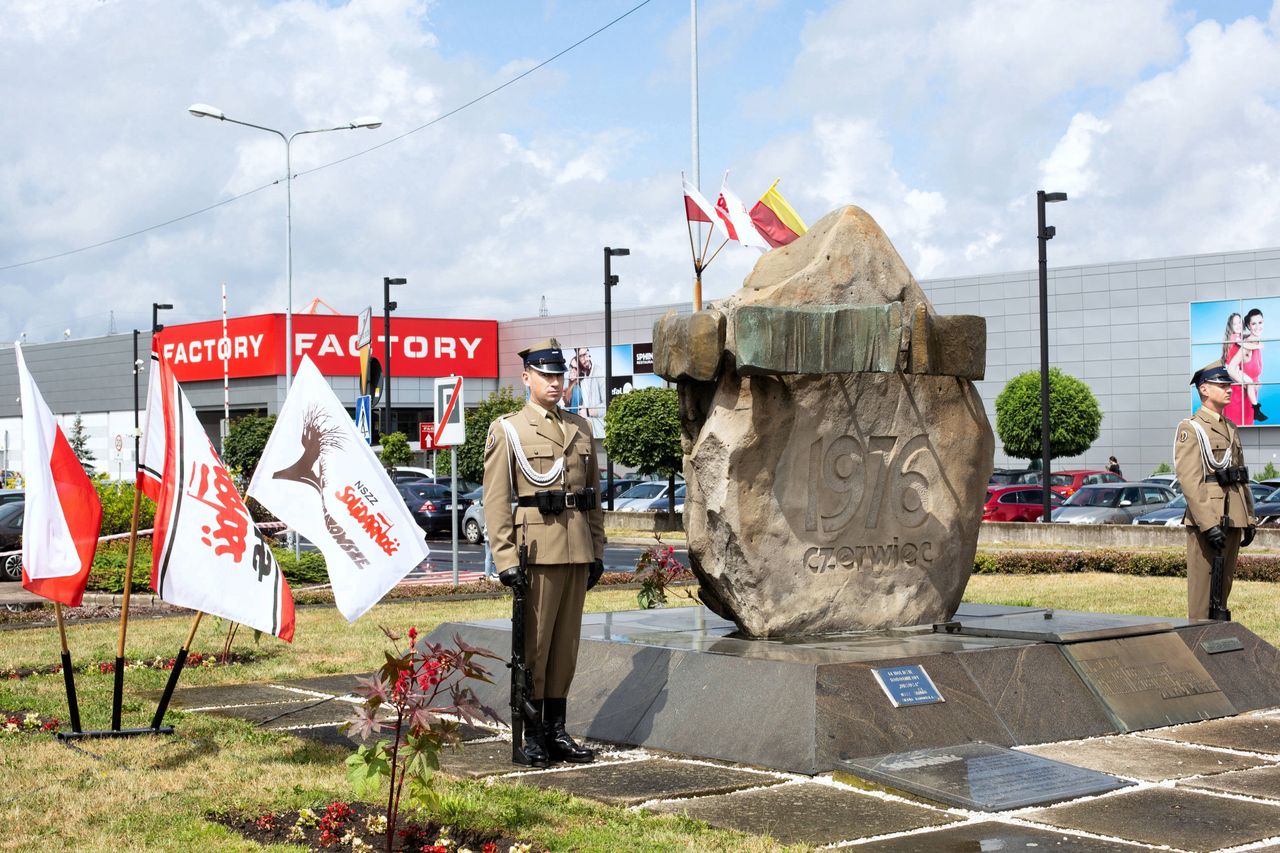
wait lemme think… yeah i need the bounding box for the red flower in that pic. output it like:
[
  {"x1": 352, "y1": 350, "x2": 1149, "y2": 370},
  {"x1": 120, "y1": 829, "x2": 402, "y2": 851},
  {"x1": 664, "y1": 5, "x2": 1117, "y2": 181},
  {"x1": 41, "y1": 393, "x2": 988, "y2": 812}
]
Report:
[
  {"x1": 408, "y1": 626, "x2": 418, "y2": 642},
  {"x1": 482, "y1": 843, "x2": 498, "y2": 853}
]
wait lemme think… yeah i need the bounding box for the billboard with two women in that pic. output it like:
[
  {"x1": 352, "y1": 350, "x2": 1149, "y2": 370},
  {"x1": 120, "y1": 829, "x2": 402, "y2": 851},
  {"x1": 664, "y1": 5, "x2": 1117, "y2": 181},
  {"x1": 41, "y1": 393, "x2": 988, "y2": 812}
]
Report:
[{"x1": 1189, "y1": 298, "x2": 1278, "y2": 427}]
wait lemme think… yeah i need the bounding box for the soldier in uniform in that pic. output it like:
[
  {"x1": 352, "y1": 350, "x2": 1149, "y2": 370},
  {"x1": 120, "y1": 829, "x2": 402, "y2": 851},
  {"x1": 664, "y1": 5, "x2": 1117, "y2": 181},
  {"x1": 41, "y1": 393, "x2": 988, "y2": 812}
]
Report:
[
  {"x1": 484, "y1": 339, "x2": 606, "y2": 767},
  {"x1": 1174, "y1": 361, "x2": 1258, "y2": 620}
]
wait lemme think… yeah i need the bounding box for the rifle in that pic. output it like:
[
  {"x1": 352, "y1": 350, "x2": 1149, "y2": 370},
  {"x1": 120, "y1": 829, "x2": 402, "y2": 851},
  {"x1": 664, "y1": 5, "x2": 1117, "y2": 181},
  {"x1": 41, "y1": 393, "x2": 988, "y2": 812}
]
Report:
[
  {"x1": 508, "y1": 521, "x2": 540, "y2": 761},
  {"x1": 1208, "y1": 487, "x2": 1231, "y2": 621}
]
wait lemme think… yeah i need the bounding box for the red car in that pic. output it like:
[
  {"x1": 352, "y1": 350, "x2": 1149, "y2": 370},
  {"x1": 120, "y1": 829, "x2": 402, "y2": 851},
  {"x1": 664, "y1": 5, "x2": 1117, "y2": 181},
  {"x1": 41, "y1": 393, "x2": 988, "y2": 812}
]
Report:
[
  {"x1": 1015, "y1": 469, "x2": 1124, "y2": 498},
  {"x1": 983, "y1": 486, "x2": 1065, "y2": 522}
]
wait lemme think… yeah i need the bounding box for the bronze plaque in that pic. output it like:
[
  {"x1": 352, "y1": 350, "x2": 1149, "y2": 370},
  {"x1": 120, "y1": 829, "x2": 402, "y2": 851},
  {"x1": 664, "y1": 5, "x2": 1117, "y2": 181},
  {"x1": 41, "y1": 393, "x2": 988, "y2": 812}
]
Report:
[{"x1": 1062, "y1": 632, "x2": 1236, "y2": 732}]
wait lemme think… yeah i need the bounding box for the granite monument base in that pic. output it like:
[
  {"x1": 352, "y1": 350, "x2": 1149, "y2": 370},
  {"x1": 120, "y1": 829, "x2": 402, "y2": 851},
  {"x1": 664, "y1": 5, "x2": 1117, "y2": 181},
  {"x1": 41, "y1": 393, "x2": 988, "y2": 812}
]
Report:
[{"x1": 425, "y1": 604, "x2": 1280, "y2": 776}]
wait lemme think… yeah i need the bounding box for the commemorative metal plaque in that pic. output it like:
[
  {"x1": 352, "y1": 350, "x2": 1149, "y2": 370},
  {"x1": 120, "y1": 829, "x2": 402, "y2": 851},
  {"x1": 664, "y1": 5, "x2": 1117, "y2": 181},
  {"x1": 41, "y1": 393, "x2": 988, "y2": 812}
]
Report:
[
  {"x1": 872, "y1": 664, "x2": 944, "y2": 707},
  {"x1": 1200, "y1": 637, "x2": 1244, "y2": 655},
  {"x1": 838, "y1": 742, "x2": 1132, "y2": 811},
  {"x1": 1061, "y1": 632, "x2": 1236, "y2": 731}
]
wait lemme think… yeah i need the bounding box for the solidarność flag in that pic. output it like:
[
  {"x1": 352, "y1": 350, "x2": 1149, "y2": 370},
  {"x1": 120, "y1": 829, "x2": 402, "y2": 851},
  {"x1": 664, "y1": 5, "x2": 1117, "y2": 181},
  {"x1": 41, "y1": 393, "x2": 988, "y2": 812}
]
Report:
[
  {"x1": 15, "y1": 343, "x2": 102, "y2": 607},
  {"x1": 716, "y1": 173, "x2": 772, "y2": 252},
  {"x1": 148, "y1": 352, "x2": 295, "y2": 641},
  {"x1": 248, "y1": 356, "x2": 430, "y2": 623}
]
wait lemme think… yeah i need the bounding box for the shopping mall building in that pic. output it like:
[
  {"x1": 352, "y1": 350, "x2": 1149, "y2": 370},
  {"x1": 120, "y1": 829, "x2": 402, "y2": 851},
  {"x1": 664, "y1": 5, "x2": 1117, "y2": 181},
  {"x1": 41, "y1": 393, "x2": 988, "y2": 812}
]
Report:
[{"x1": 1, "y1": 243, "x2": 1277, "y2": 481}]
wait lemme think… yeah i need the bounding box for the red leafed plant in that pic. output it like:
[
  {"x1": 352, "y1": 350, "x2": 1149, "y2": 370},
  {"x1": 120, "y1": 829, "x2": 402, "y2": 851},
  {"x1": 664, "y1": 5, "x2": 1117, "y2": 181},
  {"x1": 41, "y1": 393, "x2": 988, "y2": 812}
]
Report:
[
  {"x1": 343, "y1": 627, "x2": 501, "y2": 852},
  {"x1": 635, "y1": 538, "x2": 692, "y2": 609}
]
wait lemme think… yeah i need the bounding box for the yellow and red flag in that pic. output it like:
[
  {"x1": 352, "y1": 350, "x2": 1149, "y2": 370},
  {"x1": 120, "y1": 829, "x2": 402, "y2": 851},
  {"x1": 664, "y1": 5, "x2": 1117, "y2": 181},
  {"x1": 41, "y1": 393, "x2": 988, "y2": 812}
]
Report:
[{"x1": 749, "y1": 180, "x2": 808, "y2": 248}]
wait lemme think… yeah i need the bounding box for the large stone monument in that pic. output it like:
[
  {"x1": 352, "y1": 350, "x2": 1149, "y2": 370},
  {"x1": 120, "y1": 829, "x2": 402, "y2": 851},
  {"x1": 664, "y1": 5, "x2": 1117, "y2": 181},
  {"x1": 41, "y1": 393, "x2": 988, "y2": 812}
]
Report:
[{"x1": 653, "y1": 205, "x2": 993, "y2": 636}]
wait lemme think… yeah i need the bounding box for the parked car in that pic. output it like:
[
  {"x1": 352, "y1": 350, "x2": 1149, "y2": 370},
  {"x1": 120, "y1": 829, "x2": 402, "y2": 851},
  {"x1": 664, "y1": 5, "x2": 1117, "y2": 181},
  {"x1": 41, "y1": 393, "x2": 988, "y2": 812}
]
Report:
[
  {"x1": 1049, "y1": 483, "x2": 1176, "y2": 524},
  {"x1": 612, "y1": 481, "x2": 673, "y2": 511},
  {"x1": 1253, "y1": 487, "x2": 1280, "y2": 527},
  {"x1": 462, "y1": 501, "x2": 486, "y2": 544},
  {"x1": 0, "y1": 501, "x2": 23, "y2": 581},
  {"x1": 1017, "y1": 469, "x2": 1124, "y2": 497},
  {"x1": 982, "y1": 486, "x2": 1065, "y2": 522},
  {"x1": 1142, "y1": 473, "x2": 1181, "y2": 495},
  {"x1": 414, "y1": 475, "x2": 483, "y2": 495},
  {"x1": 1133, "y1": 493, "x2": 1188, "y2": 526},
  {"x1": 0, "y1": 489, "x2": 23, "y2": 507},
  {"x1": 645, "y1": 484, "x2": 686, "y2": 513},
  {"x1": 388, "y1": 466, "x2": 435, "y2": 483},
  {"x1": 989, "y1": 468, "x2": 1034, "y2": 487},
  {"x1": 396, "y1": 482, "x2": 473, "y2": 537},
  {"x1": 601, "y1": 477, "x2": 645, "y2": 503}
]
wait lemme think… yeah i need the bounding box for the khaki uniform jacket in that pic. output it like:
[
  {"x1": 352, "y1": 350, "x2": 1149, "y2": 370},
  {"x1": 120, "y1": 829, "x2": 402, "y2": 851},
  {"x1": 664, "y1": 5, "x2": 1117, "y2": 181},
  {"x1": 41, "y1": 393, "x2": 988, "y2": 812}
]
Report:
[
  {"x1": 1174, "y1": 406, "x2": 1256, "y2": 530},
  {"x1": 483, "y1": 401, "x2": 605, "y2": 571}
]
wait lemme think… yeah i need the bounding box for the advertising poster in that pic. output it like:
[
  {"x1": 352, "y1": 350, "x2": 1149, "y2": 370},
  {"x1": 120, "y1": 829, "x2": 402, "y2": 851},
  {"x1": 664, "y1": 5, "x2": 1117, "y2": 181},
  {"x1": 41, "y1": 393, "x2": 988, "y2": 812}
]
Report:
[
  {"x1": 556, "y1": 342, "x2": 666, "y2": 438},
  {"x1": 1188, "y1": 298, "x2": 1278, "y2": 427}
]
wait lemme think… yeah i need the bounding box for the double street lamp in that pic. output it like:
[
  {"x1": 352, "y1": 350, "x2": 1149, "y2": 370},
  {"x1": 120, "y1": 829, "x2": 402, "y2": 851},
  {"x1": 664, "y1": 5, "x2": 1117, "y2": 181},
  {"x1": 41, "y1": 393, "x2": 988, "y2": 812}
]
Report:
[
  {"x1": 603, "y1": 246, "x2": 630, "y2": 510},
  {"x1": 1037, "y1": 190, "x2": 1068, "y2": 523},
  {"x1": 187, "y1": 104, "x2": 382, "y2": 395}
]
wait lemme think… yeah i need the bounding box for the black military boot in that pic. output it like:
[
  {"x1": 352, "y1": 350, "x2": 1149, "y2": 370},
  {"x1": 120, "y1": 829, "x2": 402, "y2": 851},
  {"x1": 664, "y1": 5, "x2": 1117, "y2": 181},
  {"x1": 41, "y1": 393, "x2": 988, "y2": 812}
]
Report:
[
  {"x1": 543, "y1": 697, "x2": 595, "y2": 763},
  {"x1": 513, "y1": 701, "x2": 550, "y2": 768}
]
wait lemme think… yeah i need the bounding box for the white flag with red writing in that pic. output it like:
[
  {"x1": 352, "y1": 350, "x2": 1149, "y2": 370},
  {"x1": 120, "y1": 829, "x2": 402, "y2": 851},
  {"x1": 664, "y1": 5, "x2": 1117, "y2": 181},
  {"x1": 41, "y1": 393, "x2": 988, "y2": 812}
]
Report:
[
  {"x1": 248, "y1": 356, "x2": 429, "y2": 622},
  {"x1": 149, "y1": 353, "x2": 295, "y2": 641}
]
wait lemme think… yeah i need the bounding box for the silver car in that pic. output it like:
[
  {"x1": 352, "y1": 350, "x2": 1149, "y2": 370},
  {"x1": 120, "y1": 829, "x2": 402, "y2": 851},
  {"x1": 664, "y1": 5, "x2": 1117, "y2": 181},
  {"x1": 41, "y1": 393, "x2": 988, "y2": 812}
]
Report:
[{"x1": 1050, "y1": 483, "x2": 1176, "y2": 524}]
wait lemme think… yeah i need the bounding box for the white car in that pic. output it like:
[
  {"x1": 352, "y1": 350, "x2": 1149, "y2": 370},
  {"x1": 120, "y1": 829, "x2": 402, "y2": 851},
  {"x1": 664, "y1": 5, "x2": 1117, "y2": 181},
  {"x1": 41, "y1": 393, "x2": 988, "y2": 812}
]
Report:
[{"x1": 611, "y1": 481, "x2": 671, "y2": 511}]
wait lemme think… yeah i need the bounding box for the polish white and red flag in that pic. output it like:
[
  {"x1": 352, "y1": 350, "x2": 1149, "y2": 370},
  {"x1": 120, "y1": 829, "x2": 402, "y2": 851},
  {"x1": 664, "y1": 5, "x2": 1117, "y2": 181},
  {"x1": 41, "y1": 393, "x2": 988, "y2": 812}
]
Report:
[
  {"x1": 682, "y1": 171, "x2": 730, "y2": 241},
  {"x1": 716, "y1": 173, "x2": 772, "y2": 252},
  {"x1": 137, "y1": 347, "x2": 165, "y2": 501},
  {"x1": 15, "y1": 343, "x2": 102, "y2": 607},
  {"x1": 148, "y1": 352, "x2": 295, "y2": 641},
  {"x1": 249, "y1": 356, "x2": 430, "y2": 623}
]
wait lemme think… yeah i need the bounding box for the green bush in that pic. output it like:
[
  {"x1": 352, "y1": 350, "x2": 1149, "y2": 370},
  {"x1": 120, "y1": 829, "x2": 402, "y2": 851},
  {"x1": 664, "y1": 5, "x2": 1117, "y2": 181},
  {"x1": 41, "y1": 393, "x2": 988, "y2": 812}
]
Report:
[
  {"x1": 87, "y1": 540, "x2": 153, "y2": 593},
  {"x1": 970, "y1": 548, "x2": 1280, "y2": 582},
  {"x1": 994, "y1": 368, "x2": 1102, "y2": 462},
  {"x1": 94, "y1": 478, "x2": 156, "y2": 537},
  {"x1": 272, "y1": 546, "x2": 331, "y2": 585}
]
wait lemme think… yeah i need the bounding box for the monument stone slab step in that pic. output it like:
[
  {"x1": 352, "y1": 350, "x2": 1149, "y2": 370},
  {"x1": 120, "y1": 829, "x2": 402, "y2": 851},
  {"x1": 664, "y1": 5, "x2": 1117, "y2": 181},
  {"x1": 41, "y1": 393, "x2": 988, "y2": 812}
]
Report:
[
  {"x1": 1023, "y1": 786, "x2": 1280, "y2": 852},
  {"x1": 516, "y1": 757, "x2": 786, "y2": 807},
  {"x1": 647, "y1": 779, "x2": 954, "y2": 847},
  {"x1": 1138, "y1": 712, "x2": 1280, "y2": 754},
  {"x1": 1022, "y1": 734, "x2": 1272, "y2": 781}
]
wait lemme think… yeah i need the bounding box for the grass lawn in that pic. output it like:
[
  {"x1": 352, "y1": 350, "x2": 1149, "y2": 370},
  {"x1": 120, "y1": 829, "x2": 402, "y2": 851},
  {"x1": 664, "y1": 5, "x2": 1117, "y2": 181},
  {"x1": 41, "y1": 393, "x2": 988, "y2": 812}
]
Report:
[{"x1": 2, "y1": 575, "x2": 1276, "y2": 851}]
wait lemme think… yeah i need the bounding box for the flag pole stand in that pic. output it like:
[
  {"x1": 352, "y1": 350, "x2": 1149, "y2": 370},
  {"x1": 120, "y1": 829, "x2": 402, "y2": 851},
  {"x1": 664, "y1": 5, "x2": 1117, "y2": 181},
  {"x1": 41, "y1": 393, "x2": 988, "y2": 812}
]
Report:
[
  {"x1": 110, "y1": 485, "x2": 143, "y2": 730},
  {"x1": 150, "y1": 611, "x2": 203, "y2": 731},
  {"x1": 54, "y1": 603, "x2": 82, "y2": 734}
]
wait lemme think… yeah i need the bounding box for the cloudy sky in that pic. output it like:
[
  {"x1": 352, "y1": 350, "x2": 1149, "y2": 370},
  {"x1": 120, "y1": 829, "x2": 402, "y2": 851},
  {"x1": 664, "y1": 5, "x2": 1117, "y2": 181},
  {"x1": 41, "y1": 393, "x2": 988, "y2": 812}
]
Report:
[{"x1": 2, "y1": 0, "x2": 1278, "y2": 342}]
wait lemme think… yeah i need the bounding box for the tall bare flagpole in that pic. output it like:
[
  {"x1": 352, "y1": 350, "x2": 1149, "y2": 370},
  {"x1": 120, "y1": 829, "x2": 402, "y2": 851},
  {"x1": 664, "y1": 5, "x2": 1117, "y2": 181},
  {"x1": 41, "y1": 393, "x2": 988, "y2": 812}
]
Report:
[{"x1": 691, "y1": 0, "x2": 702, "y2": 311}]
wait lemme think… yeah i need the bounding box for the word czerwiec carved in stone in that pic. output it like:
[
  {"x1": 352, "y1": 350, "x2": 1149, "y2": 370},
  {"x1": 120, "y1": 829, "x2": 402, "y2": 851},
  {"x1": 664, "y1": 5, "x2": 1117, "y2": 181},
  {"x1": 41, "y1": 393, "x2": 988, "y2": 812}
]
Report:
[{"x1": 653, "y1": 205, "x2": 993, "y2": 637}]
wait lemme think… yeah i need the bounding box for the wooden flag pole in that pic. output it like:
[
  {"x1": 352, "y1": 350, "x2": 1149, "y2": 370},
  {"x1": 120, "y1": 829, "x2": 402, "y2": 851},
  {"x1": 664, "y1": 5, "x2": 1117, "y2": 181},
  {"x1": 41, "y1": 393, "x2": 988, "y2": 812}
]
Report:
[
  {"x1": 151, "y1": 611, "x2": 203, "y2": 730},
  {"x1": 54, "y1": 604, "x2": 82, "y2": 733},
  {"x1": 110, "y1": 485, "x2": 143, "y2": 730}
]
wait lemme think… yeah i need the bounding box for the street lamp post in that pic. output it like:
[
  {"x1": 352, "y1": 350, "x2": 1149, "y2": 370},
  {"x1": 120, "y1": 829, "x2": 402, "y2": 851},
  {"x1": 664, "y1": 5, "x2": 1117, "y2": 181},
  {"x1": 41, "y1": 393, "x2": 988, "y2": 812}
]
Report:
[
  {"x1": 187, "y1": 104, "x2": 381, "y2": 396},
  {"x1": 1037, "y1": 190, "x2": 1068, "y2": 523},
  {"x1": 383, "y1": 277, "x2": 406, "y2": 441},
  {"x1": 603, "y1": 247, "x2": 630, "y2": 510}
]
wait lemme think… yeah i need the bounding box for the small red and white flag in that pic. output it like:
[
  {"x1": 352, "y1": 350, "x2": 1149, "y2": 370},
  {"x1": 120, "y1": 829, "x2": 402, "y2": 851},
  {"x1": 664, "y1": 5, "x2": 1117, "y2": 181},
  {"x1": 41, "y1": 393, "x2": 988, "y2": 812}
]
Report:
[
  {"x1": 682, "y1": 172, "x2": 729, "y2": 241},
  {"x1": 15, "y1": 343, "x2": 102, "y2": 607},
  {"x1": 249, "y1": 356, "x2": 430, "y2": 622},
  {"x1": 716, "y1": 173, "x2": 771, "y2": 252},
  {"x1": 137, "y1": 349, "x2": 165, "y2": 501},
  {"x1": 148, "y1": 353, "x2": 295, "y2": 641}
]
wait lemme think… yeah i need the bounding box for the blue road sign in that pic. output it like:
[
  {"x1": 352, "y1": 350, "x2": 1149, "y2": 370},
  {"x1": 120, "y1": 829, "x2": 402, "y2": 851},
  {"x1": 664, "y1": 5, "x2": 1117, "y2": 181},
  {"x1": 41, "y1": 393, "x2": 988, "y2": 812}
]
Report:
[{"x1": 355, "y1": 394, "x2": 372, "y2": 444}]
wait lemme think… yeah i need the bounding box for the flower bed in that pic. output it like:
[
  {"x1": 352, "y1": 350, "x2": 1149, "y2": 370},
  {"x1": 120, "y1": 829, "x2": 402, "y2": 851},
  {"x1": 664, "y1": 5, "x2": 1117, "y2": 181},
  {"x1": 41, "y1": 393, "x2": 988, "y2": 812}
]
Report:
[
  {"x1": 1, "y1": 710, "x2": 61, "y2": 736},
  {"x1": 2, "y1": 650, "x2": 263, "y2": 681},
  {"x1": 210, "y1": 802, "x2": 538, "y2": 852}
]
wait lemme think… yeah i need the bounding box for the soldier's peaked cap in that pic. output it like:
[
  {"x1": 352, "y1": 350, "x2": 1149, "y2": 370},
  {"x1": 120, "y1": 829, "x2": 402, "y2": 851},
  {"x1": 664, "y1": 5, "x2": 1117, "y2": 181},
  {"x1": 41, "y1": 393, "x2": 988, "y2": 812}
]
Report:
[
  {"x1": 519, "y1": 339, "x2": 567, "y2": 374},
  {"x1": 1191, "y1": 360, "x2": 1233, "y2": 386}
]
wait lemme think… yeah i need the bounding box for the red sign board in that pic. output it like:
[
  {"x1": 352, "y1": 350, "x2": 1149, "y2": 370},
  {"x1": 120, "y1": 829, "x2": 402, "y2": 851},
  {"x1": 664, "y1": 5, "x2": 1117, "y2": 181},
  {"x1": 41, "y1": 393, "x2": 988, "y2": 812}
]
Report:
[
  {"x1": 157, "y1": 313, "x2": 498, "y2": 382},
  {"x1": 419, "y1": 422, "x2": 437, "y2": 451}
]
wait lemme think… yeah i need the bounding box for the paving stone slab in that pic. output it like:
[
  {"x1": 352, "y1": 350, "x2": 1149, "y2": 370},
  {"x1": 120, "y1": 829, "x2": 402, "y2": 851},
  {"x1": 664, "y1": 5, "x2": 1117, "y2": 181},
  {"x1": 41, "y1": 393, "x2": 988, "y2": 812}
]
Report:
[
  {"x1": 200, "y1": 698, "x2": 358, "y2": 728},
  {"x1": 1022, "y1": 735, "x2": 1270, "y2": 781},
  {"x1": 1179, "y1": 764, "x2": 1280, "y2": 801},
  {"x1": 283, "y1": 724, "x2": 358, "y2": 749},
  {"x1": 282, "y1": 674, "x2": 365, "y2": 696},
  {"x1": 165, "y1": 683, "x2": 303, "y2": 708},
  {"x1": 853, "y1": 820, "x2": 1159, "y2": 851},
  {"x1": 1139, "y1": 713, "x2": 1280, "y2": 755},
  {"x1": 647, "y1": 780, "x2": 951, "y2": 846},
  {"x1": 1024, "y1": 787, "x2": 1280, "y2": 852},
  {"x1": 519, "y1": 757, "x2": 784, "y2": 807}
]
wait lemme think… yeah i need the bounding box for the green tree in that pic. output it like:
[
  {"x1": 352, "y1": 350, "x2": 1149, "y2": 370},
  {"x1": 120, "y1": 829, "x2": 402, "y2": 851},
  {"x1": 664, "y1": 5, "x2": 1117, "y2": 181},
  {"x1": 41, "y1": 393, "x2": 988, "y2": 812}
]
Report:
[
  {"x1": 437, "y1": 386, "x2": 526, "y2": 483},
  {"x1": 379, "y1": 431, "x2": 414, "y2": 470},
  {"x1": 68, "y1": 414, "x2": 95, "y2": 474},
  {"x1": 222, "y1": 414, "x2": 277, "y2": 484},
  {"x1": 603, "y1": 386, "x2": 683, "y2": 512},
  {"x1": 995, "y1": 368, "x2": 1102, "y2": 462}
]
